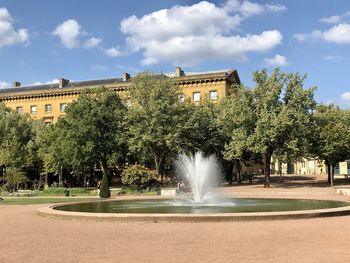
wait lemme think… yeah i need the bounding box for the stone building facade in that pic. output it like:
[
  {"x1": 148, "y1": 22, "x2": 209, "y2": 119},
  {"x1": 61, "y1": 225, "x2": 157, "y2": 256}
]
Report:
[{"x1": 0, "y1": 67, "x2": 240, "y2": 124}]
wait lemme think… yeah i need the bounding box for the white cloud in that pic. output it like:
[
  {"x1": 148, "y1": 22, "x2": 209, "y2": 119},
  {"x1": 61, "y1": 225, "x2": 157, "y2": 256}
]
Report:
[
  {"x1": 323, "y1": 23, "x2": 350, "y2": 43},
  {"x1": 52, "y1": 19, "x2": 82, "y2": 48},
  {"x1": 120, "y1": 1, "x2": 283, "y2": 65},
  {"x1": 320, "y1": 15, "x2": 342, "y2": 24},
  {"x1": 341, "y1": 92, "x2": 350, "y2": 102},
  {"x1": 265, "y1": 4, "x2": 287, "y2": 12},
  {"x1": 84, "y1": 37, "x2": 102, "y2": 48},
  {"x1": 324, "y1": 55, "x2": 342, "y2": 60},
  {"x1": 224, "y1": 0, "x2": 286, "y2": 17},
  {"x1": 320, "y1": 12, "x2": 350, "y2": 24},
  {"x1": 104, "y1": 47, "x2": 122, "y2": 57},
  {"x1": 264, "y1": 54, "x2": 289, "y2": 66},
  {"x1": 294, "y1": 23, "x2": 350, "y2": 44},
  {"x1": 0, "y1": 7, "x2": 29, "y2": 47},
  {"x1": 0, "y1": 81, "x2": 11, "y2": 89}
]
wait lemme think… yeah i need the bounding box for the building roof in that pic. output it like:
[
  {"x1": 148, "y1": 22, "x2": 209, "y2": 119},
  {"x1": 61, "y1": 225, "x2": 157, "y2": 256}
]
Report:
[
  {"x1": 163, "y1": 69, "x2": 232, "y2": 78},
  {"x1": 0, "y1": 68, "x2": 239, "y2": 100},
  {"x1": 0, "y1": 77, "x2": 124, "y2": 94}
]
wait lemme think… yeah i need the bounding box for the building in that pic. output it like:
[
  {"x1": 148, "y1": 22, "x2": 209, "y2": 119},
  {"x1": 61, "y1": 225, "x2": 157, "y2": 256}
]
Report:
[{"x1": 0, "y1": 67, "x2": 240, "y2": 124}]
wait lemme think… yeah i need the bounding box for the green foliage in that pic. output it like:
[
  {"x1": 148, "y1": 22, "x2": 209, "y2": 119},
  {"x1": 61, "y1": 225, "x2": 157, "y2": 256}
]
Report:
[
  {"x1": 40, "y1": 187, "x2": 95, "y2": 196},
  {"x1": 218, "y1": 69, "x2": 316, "y2": 186},
  {"x1": 219, "y1": 84, "x2": 255, "y2": 161},
  {"x1": 99, "y1": 174, "x2": 110, "y2": 198},
  {"x1": 121, "y1": 165, "x2": 158, "y2": 190},
  {"x1": 0, "y1": 103, "x2": 34, "y2": 188},
  {"x1": 313, "y1": 104, "x2": 350, "y2": 163},
  {"x1": 4, "y1": 167, "x2": 27, "y2": 188},
  {"x1": 183, "y1": 97, "x2": 224, "y2": 156},
  {"x1": 116, "y1": 188, "x2": 159, "y2": 196},
  {"x1": 54, "y1": 88, "x2": 127, "y2": 184},
  {"x1": 312, "y1": 104, "x2": 350, "y2": 185},
  {"x1": 127, "y1": 72, "x2": 189, "y2": 180}
]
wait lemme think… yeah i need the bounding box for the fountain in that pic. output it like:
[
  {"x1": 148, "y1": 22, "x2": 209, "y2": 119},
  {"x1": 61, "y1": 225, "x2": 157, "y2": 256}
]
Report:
[
  {"x1": 175, "y1": 152, "x2": 220, "y2": 203},
  {"x1": 37, "y1": 152, "x2": 350, "y2": 222}
]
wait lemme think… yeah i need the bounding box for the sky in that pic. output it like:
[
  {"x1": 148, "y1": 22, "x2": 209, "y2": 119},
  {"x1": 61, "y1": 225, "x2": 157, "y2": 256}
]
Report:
[{"x1": 1, "y1": 0, "x2": 350, "y2": 107}]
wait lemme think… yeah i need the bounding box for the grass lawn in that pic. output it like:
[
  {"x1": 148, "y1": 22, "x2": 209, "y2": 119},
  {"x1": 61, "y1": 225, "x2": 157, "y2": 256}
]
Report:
[{"x1": 0, "y1": 197, "x2": 99, "y2": 205}]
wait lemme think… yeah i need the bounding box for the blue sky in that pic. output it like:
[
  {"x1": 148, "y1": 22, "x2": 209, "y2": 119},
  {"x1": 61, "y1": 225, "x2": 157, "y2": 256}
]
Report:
[{"x1": 1, "y1": 0, "x2": 350, "y2": 107}]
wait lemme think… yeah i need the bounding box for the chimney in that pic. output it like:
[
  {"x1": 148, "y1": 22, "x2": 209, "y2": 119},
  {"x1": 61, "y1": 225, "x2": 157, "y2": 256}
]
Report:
[
  {"x1": 12, "y1": 81, "x2": 21, "y2": 87},
  {"x1": 59, "y1": 78, "x2": 69, "y2": 88},
  {"x1": 175, "y1": 67, "x2": 184, "y2": 77},
  {"x1": 122, "y1": 72, "x2": 130, "y2": 81}
]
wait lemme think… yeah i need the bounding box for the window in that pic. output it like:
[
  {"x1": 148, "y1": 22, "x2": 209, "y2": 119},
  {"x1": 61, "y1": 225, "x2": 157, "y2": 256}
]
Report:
[
  {"x1": 178, "y1": 94, "x2": 185, "y2": 103},
  {"x1": 30, "y1": 105, "x2": 37, "y2": 114},
  {"x1": 43, "y1": 116, "x2": 53, "y2": 125},
  {"x1": 193, "y1": 92, "x2": 201, "y2": 102},
  {"x1": 60, "y1": 103, "x2": 67, "y2": 112},
  {"x1": 16, "y1": 106, "x2": 23, "y2": 114},
  {"x1": 45, "y1": 104, "x2": 52, "y2": 113},
  {"x1": 209, "y1": 90, "x2": 218, "y2": 101}
]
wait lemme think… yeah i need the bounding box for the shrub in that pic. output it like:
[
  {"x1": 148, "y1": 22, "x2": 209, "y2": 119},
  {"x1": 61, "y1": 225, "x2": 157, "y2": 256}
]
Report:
[
  {"x1": 99, "y1": 175, "x2": 110, "y2": 198},
  {"x1": 121, "y1": 165, "x2": 158, "y2": 190}
]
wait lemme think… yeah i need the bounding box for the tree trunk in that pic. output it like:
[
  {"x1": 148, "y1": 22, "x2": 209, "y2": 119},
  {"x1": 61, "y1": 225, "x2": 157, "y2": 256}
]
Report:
[
  {"x1": 154, "y1": 156, "x2": 164, "y2": 183},
  {"x1": 330, "y1": 164, "x2": 334, "y2": 187},
  {"x1": 99, "y1": 159, "x2": 110, "y2": 198},
  {"x1": 279, "y1": 162, "x2": 283, "y2": 183},
  {"x1": 228, "y1": 160, "x2": 234, "y2": 185},
  {"x1": 44, "y1": 173, "x2": 48, "y2": 188},
  {"x1": 100, "y1": 160, "x2": 108, "y2": 179},
  {"x1": 83, "y1": 174, "x2": 87, "y2": 189},
  {"x1": 1, "y1": 166, "x2": 4, "y2": 188},
  {"x1": 264, "y1": 152, "x2": 272, "y2": 188},
  {"x1": 236, "y1": 160, "x2": 242, "y2": 184},
  {"x1": 327, "y1": 163, "x2": 331, "y2": 185},
  {"x1": 58, "y1": 165, "x2": 63, "y2": 187}
]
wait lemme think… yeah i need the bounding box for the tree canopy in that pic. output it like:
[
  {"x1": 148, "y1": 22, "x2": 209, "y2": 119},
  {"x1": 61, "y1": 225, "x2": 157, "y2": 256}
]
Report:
[
  {"x1": 312, "y1": 104, "x2": 350, "y2": 186},
  {"x1": 126, "y1": 72, "x2": 189, "y2": 181}
]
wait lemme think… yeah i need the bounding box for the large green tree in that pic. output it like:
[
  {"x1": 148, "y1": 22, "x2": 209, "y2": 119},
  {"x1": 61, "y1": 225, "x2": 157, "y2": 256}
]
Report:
[
  {"x1": 127, "y1": 72, "x2": 189, "y2": 182},
  {"x1": 35, "y1": 121, "x2": 71, "y2": 187},
  {"x1": 312, "y1": 104, "x2": 350, "y2": 186},
  {"x1": 218, "y1": 84, "x2": 256, "y2": 183},
  {"x1": 57, "y1": 87, "x2": 127, "y2": 197},
  {"x1": 0, "y1": 103, "x2": 33, "y2": 190},
  {"x1": 249, "y1": 69, "x2": 316, "y2": 187}
]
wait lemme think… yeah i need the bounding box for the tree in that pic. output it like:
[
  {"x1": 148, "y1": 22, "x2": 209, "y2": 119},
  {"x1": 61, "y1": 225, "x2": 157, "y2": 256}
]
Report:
[
  {"x1": 183, "y1": 97, "x2": 224, "y2": 156},
  {"x1": 249, "y1": 69, "x2": 316, "y2": 187},
  {"x1": 127, "y1": 72, "x2": 188, "y2": 182},
  {"x1": 0, "y1": 103, "x2": 33, "y2": 190},
  {"x1": 35, "y1": 121, "x2": 70, "y2": 187},
  {"x1": 312, "y1": 104, "x2": 350, "y2": 186},
  {"x1": 57, "y1": 87, "x2": 127, "y2": 197},
  {"x1": 218, "y1": 85, "x2": 255, "y2": 183}
]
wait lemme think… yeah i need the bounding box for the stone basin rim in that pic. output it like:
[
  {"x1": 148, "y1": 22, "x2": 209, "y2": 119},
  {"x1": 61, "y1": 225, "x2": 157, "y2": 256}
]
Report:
[{"x1": 37, "y1": 197, "x2": 350, "y2": 222}]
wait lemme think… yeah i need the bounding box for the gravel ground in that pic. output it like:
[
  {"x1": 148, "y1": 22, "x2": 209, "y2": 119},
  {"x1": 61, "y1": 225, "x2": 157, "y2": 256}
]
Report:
[{"x1": 1, "y1": 174, "x2": 350, "y2": 263}]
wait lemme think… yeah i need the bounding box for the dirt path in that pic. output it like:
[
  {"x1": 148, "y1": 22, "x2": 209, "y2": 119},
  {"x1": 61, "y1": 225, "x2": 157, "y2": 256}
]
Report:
[{"x1": 1, "y1": 175, "x2": 350, "y2": 263}]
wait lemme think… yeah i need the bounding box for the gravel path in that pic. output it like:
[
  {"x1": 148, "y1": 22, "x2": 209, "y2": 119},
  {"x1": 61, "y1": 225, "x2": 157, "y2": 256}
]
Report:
[{"x1": 1, "y1": 175, "x2": 350, "y2": 263}]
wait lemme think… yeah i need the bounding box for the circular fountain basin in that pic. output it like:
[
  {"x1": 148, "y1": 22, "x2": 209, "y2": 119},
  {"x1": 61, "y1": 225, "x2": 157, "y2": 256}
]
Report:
[{"x1": 37, "y1": 197, "x2": 350, "y2": 222}]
